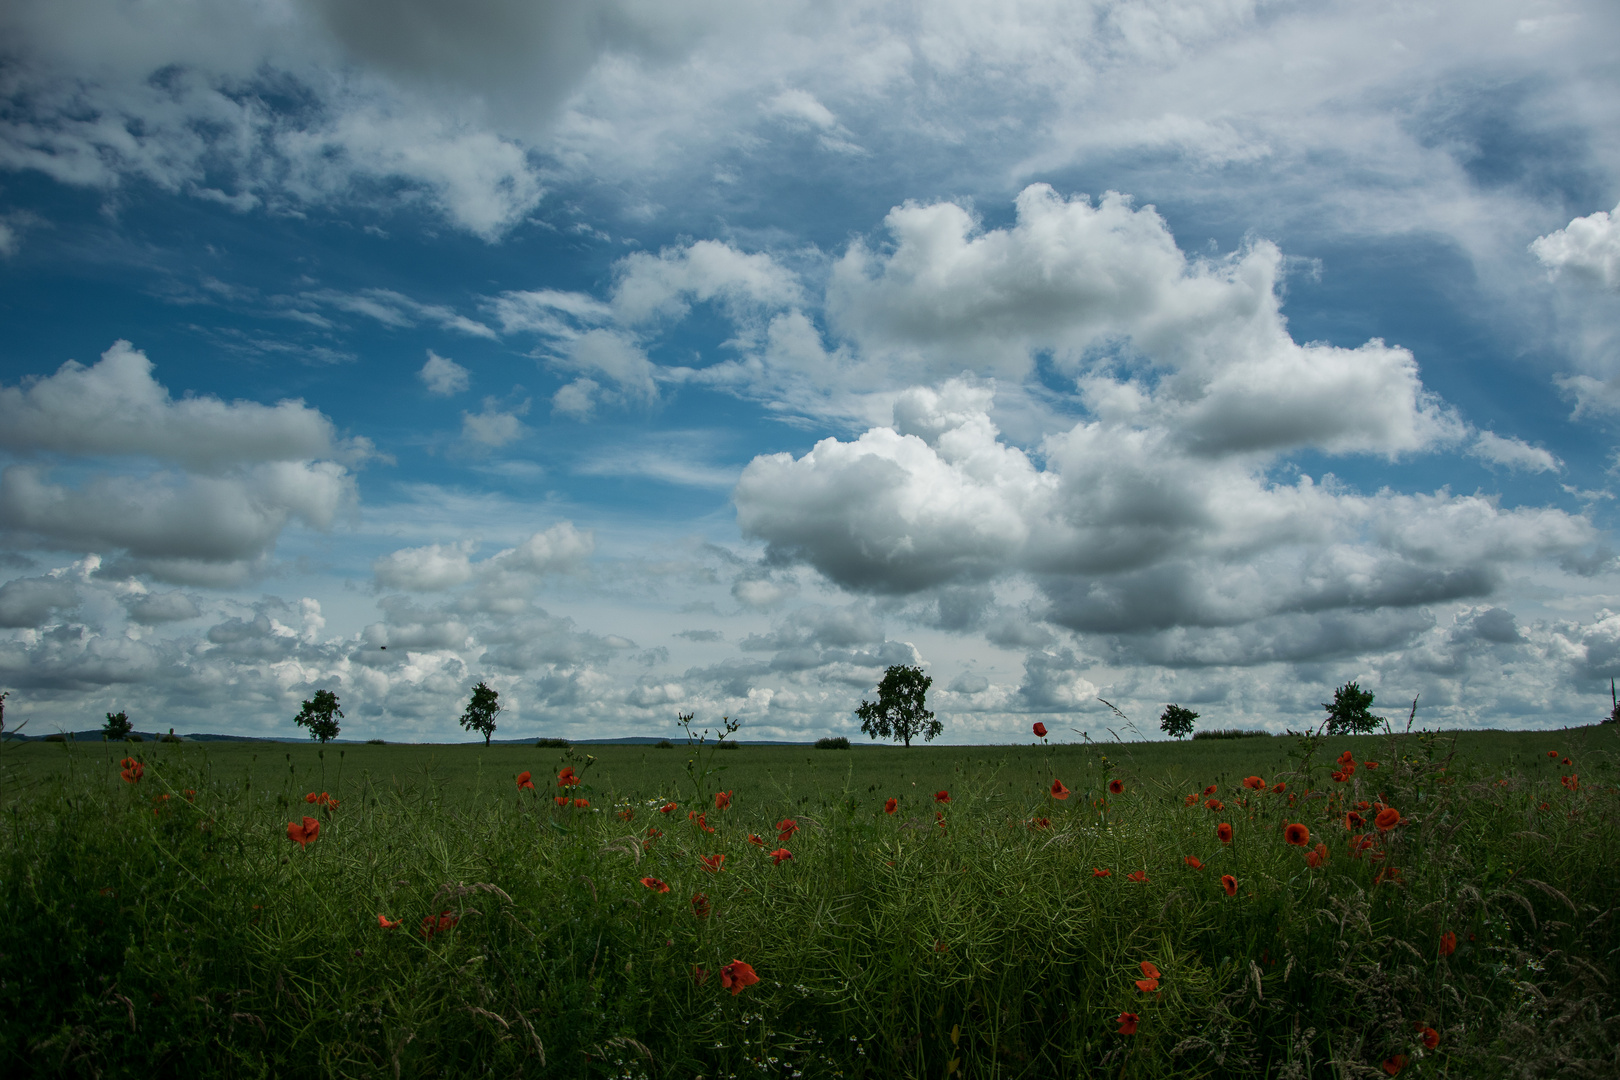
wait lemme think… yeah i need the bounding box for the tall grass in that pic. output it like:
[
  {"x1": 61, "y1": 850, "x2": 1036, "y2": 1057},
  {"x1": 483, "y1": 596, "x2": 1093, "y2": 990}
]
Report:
[{"x1": 2, "y1": 726, "x2": 1617, "y2": 1078}]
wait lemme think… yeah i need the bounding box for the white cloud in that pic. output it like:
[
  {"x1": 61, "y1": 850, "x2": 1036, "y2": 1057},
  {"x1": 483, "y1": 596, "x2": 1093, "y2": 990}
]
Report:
[
  {"x1": 373, "y1": 540, "x2": 477, "y2": 591},
  {"x1": 461, "y1": 396, "x2": 531, "y2": 446},
  {"x1": 372, "y1": 523, "x2": 593, "y2": 593},
  {"x1": 1532, "y1": 203, "x2": 1620, "y2": 290},
  {"x1": 611, "y1": 240, "x2": 803, "y2": 325},
  {"x1": 764, "y1": 89, "x2": 838, "y2": 130},
  {"x1": 419, "y1": 350, "x2": 470, "y2": 396},
  {"x1": 125, "y1": 590, "x2": 201, "y2": 624},
  {"x1": 1470, "y1": 431, "x2": 1562, "y2": 473},
  {"x1": 0, "y1": 575, "x2": 80, "y2": 628}
]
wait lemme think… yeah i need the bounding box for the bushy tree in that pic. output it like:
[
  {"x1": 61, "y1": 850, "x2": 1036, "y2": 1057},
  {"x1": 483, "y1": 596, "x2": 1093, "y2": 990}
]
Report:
[
  {"x1": 856, "y1": 665, "x2": 939, "y2": 748},
  {"x1": 1159, "y1": 704, "x2": 1198, "y2": 740},
  {"x1": 460, "y1": 681, "x2": 502, "y2": 746},
  {"x1": 102, "y1": 710, "x2": 133, "y2": 741},
  {"x1": 293, "y1": 689, "x2": 343, "y2": 743},
  {"x1": 1323, "y1": 681, "x2": 1385, "y2": 735}
]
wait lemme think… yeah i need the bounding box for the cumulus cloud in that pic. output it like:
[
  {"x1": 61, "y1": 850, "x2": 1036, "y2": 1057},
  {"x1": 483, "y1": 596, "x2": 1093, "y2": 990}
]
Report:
[
  {"x1": 1471, "y1": 431, "x2": 1562, "y2": 473},
  {"x1": 0, "y1": 575, "x2": 79, "y2": 628},
  {"x1": 125, "y1": 590, "x2": 201, "y2": 625},
  {"x1": 612, "y1": 240, "x2": 802, "y2": 325},
  {"x1": 1532, "y1": 203, "x2": 1620, "y2": 290},
  {"x1": 419, "y1": 350, "x2": 471, "y2": 396},
  {"x1": 461, "y1": 396, "x2": 531, "y2": 446},
  {"x1": 372, "y1": 522, "x2": 592, "y2": 592}
]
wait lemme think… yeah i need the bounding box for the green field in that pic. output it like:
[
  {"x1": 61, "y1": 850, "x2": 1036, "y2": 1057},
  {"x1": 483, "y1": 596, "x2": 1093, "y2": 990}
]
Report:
[{"x1": 2, "y1": 723, "x2": 1617, "y2": 1078}]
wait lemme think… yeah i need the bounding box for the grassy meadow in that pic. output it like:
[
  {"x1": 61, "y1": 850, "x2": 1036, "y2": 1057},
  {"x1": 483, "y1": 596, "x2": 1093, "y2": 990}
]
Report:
[{"x1": 2, "y1": 722, "x2": 1617, "y2": 1078}]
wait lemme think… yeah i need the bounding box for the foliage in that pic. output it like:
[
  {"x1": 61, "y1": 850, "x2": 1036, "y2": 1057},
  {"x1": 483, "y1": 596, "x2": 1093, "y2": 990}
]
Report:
[
  {"x1": 1323, "y1": 681, "x2": 1386, "y2": 735},
  {"x1": 815, "y1": 736, "x2": 851, "y2": 749},
  {"x1": 535, "y1": 737, "x2": 570, "y2": 748},
  {"x1": 2, "y1": 727, "x2": 1617, "y2": 1078},
  {"x1": 458, "y1": 681, "x2": 502, "y2": 746},
  {"x1": 855, "y1": 664, "x2": 940, "y2": 747},
  {"x1": 1159, "y1": 704, "x2": 1199, "y2": 740},
  {"x1": 292, "y1": 688, "x2": 343, "y2": 743},
  {"x1": 1192, "y1": 728, "x2": 1271, "y2": 740},
  {"x1": 101, "y1": 710, "x2": 133, "y2": 741}
]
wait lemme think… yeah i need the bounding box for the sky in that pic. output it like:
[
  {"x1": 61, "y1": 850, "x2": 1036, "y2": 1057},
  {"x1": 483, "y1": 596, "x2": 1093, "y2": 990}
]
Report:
[{"x1": 2, "y1": 0, "x2": 1620, "y2": 743}]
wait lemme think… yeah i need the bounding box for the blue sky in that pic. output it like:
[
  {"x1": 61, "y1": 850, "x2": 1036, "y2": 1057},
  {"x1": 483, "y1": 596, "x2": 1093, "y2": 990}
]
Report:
[{"x1": 3, "y1": 0, "x2": 1620, "y2": 742}]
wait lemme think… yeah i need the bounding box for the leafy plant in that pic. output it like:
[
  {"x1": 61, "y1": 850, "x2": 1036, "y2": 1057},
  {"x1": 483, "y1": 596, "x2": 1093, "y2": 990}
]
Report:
[
  {"x1": 1323, "y1": 681, "x2": 1385, "y2": 735},
  {"x1": 292, "y1": 688, "x2": 343, "y2": 743},
  {"x1": 856, "y1": 664, "x2": 939, "y2": 747},
  {"x1": 815, "y1": 736, "x2": 851, "y2": 749},
  {"x1": 1159, "y1": 703, "x2": 1198, "y2": 740},
  {"x1": 459, "y1": 681, "x2": 501, "y2": 746},
  {"x1": 102, "y1": 709, "x2": 133, "y2": 741}
]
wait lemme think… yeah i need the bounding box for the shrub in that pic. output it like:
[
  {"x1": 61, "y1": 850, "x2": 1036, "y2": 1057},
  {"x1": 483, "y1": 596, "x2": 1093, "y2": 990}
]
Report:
[
  {"x1": 535, "y1": 738, "x2": 569, "y2": 748},
  {"x1": 160, "y1": 734, "x2": 183, "y2": 743},
  {"x1": 815, "y1": 736, "x2": 851, "y2": 749},
  {"x1": 366, "y1": 739, "x2": 386, "y2": 745},
  {"x1": 1192, "y1": 728, "x2": 1271, "y2": 740},
  {"x1": 655, "y1": 739, "x2": 674, "y2": 748},
  {"x1": 125, "y1": 733, "x2": 143, "y2": 743},
  {"x1": 717, "y1": 740, "x2": 740, "y2": 750},
  {"x1": 43, "y1": 733, "x2": 66, "y2": 743}
]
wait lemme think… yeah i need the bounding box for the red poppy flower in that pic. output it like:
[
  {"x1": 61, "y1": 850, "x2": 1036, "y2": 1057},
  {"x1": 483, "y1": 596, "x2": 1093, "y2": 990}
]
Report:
[
  {"x1": 516, "y1": 771, "x2": 534, "y2": 790},
  {"x1": 305, "y1": 792, "x2": 319, "y2": 803},
  {"x1": 1029, "y1": 816, "x2": 1051, "y2": 830},
  {"x1": 119, "y1": 758, "x2": 144, "y2": 784},
  {"x1": 1216, "y1": 822, "x2": 1233, "y2": 844},
  {"x1": 1206, "y1": 798, "x2": 1224, "y2": 811},
  {"x1": 1184, "y1": 793, "x2": 1198, "y2": 806},
  {"x1": 644, "y1": 826, "x2": 663, "y2": 842},
  {"x1": 1116, "y1": 1012, "x2": 1139, "y2": 1035},
  {"x1": 1184, "y1": 855, "x2": 1204, "y2": 869},
  {"x1": 1126, "y1": 870, "x2": 1148, "y2": 883},
  {"x1": 1242, "y1": 776, "x2": 1265, "y2": 790},
  {"x1": 1032, "y1": 722, "x2": 1047, "y2": 738},
  {"x1": 1220, "y1": 874, "x2": 1237, "y2": 896},
  {"x1": 1284, "y1": 823, "x2": 1310, "y2": 846},
  {"x1": 687, "y1": 811, "x2": 714, "y2": 832},
  {"x1": 1305, "y1": 842, "x2": 1329, "y2": 868},
  {"x1": 1375, "y1": 807, "x2": 1401, "y2": 832},
  {"x1": 1092, "y1": 868, "x2": 1111, "y2": 878},
  {"x1": 1382, "y1": 1054, "x2": 1407, "y2": 1076},
  {"x1": 1135, "y1": 975, "x2": 1159, "y2": 992},
  {"x1": 1362, "y1": 761, "x2": 1379, "y2": 769},
  {"x1": 1330, "y1": 771, "x2": 1346, "y2": 783},
  {"x1": 557, "y1": 766, "x2": 580, "y2": 788},
  {"x1": 1051, "y1": 778, "x2": 1071, "y2": 800},
  {"x1": 1372, "y1": 867, "x2": 1401, "y2": 885},
  {"x1": 1562, "y1": 757, "x2": 1572, "y2": 766},
  {"x1": 691, "y1": 892, "x2": 710, "y2": 918},
  {"x1": 1348, "y1": 833, "x2": 1376, "y2": 857},
  {"x1": 1203, "y1": 784, "x2": 1217, "y2": 795},
  {"x1": 1539, "y1": 801, "x2": 1551, "y2": 811},
  {"x1": 700, "y1": 854, "x2": 725, "y2": 873},
  {"x1": 378, "y1": 914, "x2": 401, "y2": 929},
  {"x1": 770, "y1": 848, "x2": 793, "y2": 865},
  {"x1": 714, "y1": 790, "x2": 732, "y2": 810},
  {"x1": 1561, "y1": 774, "x2": 1579, "y2": 791},
  {"x1": 884, "y1": 797, "x2": 898, "y2": 814},
  {"x1": 748, "y1": 833, "x2": 764, "y2": 846},
  {"x1": 1108, "y1": 779, "x2": 1125, "y2": 795},
  {"x1": 419, "y1": 910, "x2": 458, "y2": 939},
  {"x1": 616, "y1": 807, "x2": 635, "y2": 821},
  {"x1": 720, "y1": 959, "x2": 759, "y2": 995},
  {"x1": 1271, "y1": 782, "x2": 1286, "y2": 794},
  {"x1": 1548, "y1": 750, "x2": 1559, "y2": 758},
  {"x1": 286, "y1": 816, "x2": 320, "y2": 847},
  {"x1": 1345, "y1": 811, "x2": 1365, "y2": 829},
  {"x1": 1139, "y1": 960, "x2": 1161, "y2": 980},
  {"x1": 574, "y1": 798, "x2": 590, "y2": 809},
  {"x1": 1418, "y1": 1026, "x2": 1439, "y2": 1050},
  {"x1": 935, "y1": 791, "x2": 951, "y2": 803},
  {"x1": 554, "y1": 796, "x2": 569, "y2": 806},
  {"x1": 1438, "y1": 931, "x2": 1456, "y2": 957},
  {"x1": 640, "y1": 876, "x2": 671, "y2": 893},
  {"x1": 692, "y1": 965, "x2": 709, "y2": 985},
  {"x1": 1338, "y1": 750, "x2": 1354, "y2": 766},
  {"x1": 1356, "y1": 800, "x2": 1371, "y2": 810},
  {"x1": 659, "y1": 802, "x2": 677, "y2": 814},
  {"x1": 776, "y1": 818, "x2": 799, "y2": 841}
]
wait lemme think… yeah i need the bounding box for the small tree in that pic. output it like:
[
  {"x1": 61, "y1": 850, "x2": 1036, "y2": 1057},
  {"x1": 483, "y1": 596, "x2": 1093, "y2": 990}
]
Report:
[
  {"x1": 1159, "y1": 704, "x2": 1198, "y2": 740},
  {"x1": 856, "y1": 665, "x2": 939, "y2": 748},
  {"x1": 102, "y1": 710, "x2": 134, "y2": 741},
  {"x1": 293, "y1": 689, "x2": 343, "y2": 744},
  {"x1": 460, "y1": 681, "x2": 501, "y2": 746},
  {"x1": 1323, "y1": 681, "x2": 1384, "y2": 735}
]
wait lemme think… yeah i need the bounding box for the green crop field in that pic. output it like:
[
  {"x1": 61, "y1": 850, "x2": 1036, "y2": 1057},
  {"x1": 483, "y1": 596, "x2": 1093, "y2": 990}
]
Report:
[{"x1": 2, "y1": 722, "x2": 1617, "y2": 1079}]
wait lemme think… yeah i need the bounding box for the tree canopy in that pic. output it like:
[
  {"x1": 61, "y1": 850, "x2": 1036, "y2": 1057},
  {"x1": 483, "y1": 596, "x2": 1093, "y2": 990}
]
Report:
[
  {"x1": 293, "y1": 689, "x2": 343, "y2": 743},
  {"x1": 102, "y1": 710, "x2": 133, "y2": 741},
  {"x1": 1159, "y1": 704, "x2": 1198, "y2": 740},
  {"x1": 856, "y1": 665, "x2": 939, "y2": 748},
  {"x1": 460, "y1": 681, "x2": 502, "y2": 746},
  {"x1": 1323, "y1": 682, "x2": 1385, "y2": 735}
]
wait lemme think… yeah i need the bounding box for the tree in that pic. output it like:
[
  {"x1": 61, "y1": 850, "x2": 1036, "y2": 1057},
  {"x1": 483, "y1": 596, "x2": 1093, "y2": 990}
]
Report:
[
  {"x1": 460, "y1": 681, "x2": 502, "y2": 746},
  {"x1": 102, "y1": 710, "x2": 133, "y2": 741},
  {"x1": 1323, "y1": 682, "x2": 1385, "y2": 735},
  {"x1": 856, "y1": 665, "x2": 939, "y2": 748},
  {"x1": 1608, "y1": 679, "x2": 1619, "y2": 725},
  {"x1": 1159, "y1": 704, "x2": 1198, "y2": 740},
  {"x1": 293, "y1": 689, "x2": 343, "y2": 743}
]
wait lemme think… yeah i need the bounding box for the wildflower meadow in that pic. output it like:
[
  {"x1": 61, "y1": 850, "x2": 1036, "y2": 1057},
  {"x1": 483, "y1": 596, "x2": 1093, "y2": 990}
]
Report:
[{"x1": 1, "y1": 721, "x2": 1617, "y2": 1078}]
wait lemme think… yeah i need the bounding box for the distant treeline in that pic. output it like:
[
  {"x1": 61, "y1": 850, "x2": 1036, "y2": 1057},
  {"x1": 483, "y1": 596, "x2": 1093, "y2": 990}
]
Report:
[{"x1": 1191, "y1": 728, "x2": 1274, "y2": 740}]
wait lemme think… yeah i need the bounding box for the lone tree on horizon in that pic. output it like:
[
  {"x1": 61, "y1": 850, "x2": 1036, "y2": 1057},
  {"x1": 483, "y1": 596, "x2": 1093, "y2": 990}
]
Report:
[
  {"x1": 1159, "y1": 704, "x2": 1198, "y2": 740},
  {"x1": 102, "y1": 710, "x2": 133, "y2": 741},
  {"x1": 1323, "y1": 681, "x2": 1385, "y2": 735},
  {"x1": 293, "y1": 689, "x2": 343, "y2": 743},
  {"x1": 460, "y1": 681, "x2": 502, "y2": 746},
  {"x1": 856, "y1": 664, "x2": 939, "y2": 748}
]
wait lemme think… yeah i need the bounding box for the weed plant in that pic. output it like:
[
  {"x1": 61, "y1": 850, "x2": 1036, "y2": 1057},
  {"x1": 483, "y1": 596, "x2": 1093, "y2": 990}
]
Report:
[{"x1": 1, "y1": 725, "x2": 1617, "y2": 1078}]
